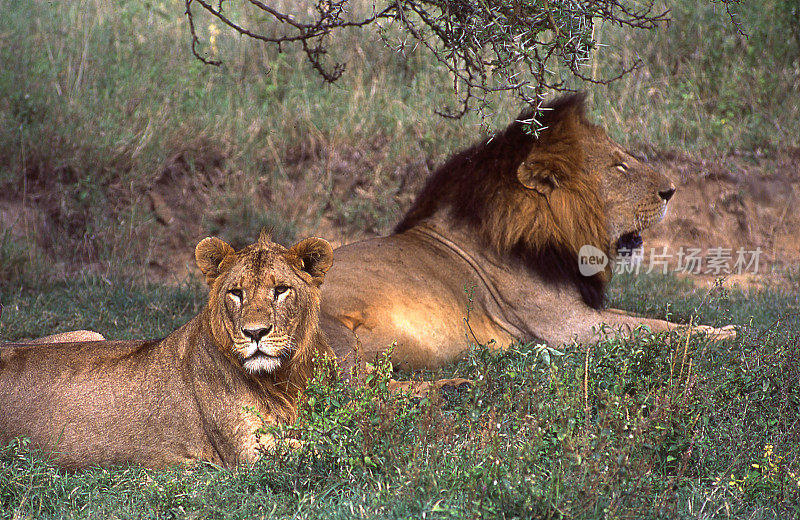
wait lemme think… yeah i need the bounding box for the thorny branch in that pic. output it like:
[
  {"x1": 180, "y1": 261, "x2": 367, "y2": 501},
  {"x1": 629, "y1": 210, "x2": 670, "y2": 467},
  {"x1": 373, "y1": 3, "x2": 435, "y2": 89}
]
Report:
[
  {"x1": 185, "y1": 0, "x2": 222, "y2": 66},
  {"x1": 184, "y1": 0, "x2": 745, "y2": 117},
  {"x1": 714, "y1": 0, "x2": 748, "y2": 38}
]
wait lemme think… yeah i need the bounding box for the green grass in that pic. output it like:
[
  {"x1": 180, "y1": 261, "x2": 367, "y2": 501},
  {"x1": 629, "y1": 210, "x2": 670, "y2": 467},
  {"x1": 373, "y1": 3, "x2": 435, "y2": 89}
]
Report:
[
  {"x1": 1, "y1": 274, "x2": 798, "y2": 519},
  {"x1": 0, "y1": 277, "x2": 203, "y2": 341}
]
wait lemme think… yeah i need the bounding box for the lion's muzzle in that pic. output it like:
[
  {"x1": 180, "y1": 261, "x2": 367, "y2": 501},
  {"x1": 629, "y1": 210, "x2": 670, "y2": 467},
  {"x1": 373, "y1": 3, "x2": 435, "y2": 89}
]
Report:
[
  {"x1": 242, "y1": 324, "x2": 273, "y2": 344},
  {"x1": 237, "y1": 324, "x2": 294, "y2": 374}
]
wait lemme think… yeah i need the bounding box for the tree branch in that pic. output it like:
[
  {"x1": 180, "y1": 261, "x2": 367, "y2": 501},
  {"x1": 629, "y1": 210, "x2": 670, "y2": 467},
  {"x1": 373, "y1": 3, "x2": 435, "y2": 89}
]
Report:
[{"x1": 183, "y1": 0, "x2": 744, "y2": 118}]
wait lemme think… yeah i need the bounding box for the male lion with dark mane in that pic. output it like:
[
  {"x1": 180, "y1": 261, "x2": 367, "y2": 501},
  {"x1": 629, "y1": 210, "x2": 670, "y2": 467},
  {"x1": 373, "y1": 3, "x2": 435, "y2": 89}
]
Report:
[
  {"x1": 0, "y1": 231, "x2": 334, "y2": 469},
  {"x1": 321, "y1": 94, "x2": 735, "y2": 370}
]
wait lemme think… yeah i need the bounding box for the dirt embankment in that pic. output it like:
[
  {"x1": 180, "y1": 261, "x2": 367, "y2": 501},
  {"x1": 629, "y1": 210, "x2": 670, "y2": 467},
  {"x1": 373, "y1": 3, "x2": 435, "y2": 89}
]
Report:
[
  {"x1": 642, "y1": 148, "x2": 800, "y2": 286},
  {"x1": 2, "y1": 146, "x2": 799, "y2": 286}
]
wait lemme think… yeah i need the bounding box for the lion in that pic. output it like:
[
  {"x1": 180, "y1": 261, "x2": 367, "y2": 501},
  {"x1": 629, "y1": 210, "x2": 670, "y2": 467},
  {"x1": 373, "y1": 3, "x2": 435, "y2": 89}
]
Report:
[
  {"x1": 0, "y1": 231, "x2": 334, "y2": 469},
  {"x1": 321, "y1": 93, "x2": 735, "y2": 371}
]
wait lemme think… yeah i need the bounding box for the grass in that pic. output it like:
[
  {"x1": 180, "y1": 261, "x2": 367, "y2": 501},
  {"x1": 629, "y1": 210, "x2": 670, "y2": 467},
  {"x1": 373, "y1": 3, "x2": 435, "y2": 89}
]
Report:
[
  {"x1": 586, "y1": 0, "x2": 800, "y2": 152},
  {"x1": 1, "y1": 0, "x2": 799, "y2": 518},
  {"x1": 1, "y1": 274, "x2": 799, "y2": 519},
  {"x1": 0, "y1": 276, "x2": 202, "y2": 341}
]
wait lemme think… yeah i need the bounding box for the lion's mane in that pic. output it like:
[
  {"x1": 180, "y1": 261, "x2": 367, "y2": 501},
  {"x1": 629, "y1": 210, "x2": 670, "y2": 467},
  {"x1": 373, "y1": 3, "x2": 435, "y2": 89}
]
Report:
[{"x1": 395, "y1": 94, "x2": 610, "y2": 308}]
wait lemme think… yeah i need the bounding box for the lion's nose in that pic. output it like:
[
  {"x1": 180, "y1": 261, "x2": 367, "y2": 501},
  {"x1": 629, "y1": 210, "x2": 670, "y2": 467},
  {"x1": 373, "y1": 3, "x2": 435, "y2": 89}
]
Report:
[
  {"x1": 242, "y1": 325, "x2": 272, "y2": 343},
  {"x1": 658, "y1": 187, "x2": 676, "y2": 202}
]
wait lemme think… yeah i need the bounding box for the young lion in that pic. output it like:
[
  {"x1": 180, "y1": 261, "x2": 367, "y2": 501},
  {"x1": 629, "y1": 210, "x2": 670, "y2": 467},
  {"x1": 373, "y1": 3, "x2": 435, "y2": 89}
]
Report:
[{"x1": 0, "y1": 231, "x2": 334, "y2": 469}]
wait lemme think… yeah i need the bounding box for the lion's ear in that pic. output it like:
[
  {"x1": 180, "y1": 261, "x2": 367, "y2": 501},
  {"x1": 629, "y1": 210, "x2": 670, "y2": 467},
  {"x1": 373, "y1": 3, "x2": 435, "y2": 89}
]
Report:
[
  {"x1": 288, "y1": 237, "x2": 334, "y2": 287},
  {"x1": 516, "y1": 160, "x2": 560, "y2": 195},
  {"x1": 195, "y1": 237, "x2": 235, "y2": 286}
]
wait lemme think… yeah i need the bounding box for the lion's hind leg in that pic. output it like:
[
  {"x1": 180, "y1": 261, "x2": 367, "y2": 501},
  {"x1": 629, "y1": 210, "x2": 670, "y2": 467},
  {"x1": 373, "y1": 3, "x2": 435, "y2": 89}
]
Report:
[
  {"x1": 386, "y1": 378, "x2": 472, "y2": 399},
  {"x1": 21, "y1": 330, "x2": 106, "y2": 344}
]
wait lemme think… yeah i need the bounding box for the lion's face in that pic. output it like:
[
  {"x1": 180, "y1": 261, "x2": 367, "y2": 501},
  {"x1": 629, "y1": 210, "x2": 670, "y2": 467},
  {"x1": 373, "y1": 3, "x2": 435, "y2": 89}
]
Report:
[
  {"x1": 585, "y1": 130, "x2": 676, "y2": 252},
  {"x1": 195, "y1": 233, "x2": 333, "y2": 374},
  {"x1": 515, "y1": 106, "x2": 675, "y2": 260}
]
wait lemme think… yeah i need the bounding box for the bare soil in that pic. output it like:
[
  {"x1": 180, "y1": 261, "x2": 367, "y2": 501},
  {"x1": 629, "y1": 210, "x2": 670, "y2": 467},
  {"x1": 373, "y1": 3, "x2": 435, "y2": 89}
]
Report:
[{"x1": 643, "y1": 148, "x2": 800, "y2": 287}]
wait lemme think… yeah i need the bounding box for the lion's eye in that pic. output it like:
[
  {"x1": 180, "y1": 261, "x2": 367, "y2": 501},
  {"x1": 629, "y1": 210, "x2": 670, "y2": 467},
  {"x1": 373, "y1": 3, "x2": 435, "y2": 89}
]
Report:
[
  {"x1": 274, "y1": 285, "x2": 290, "y2": 299},
  {"x1": 228, "y1": 288, "x2": 244, "y2": 302},
  {"x1": 615, "y1": 162, "x2": 629, "y2": 172}
]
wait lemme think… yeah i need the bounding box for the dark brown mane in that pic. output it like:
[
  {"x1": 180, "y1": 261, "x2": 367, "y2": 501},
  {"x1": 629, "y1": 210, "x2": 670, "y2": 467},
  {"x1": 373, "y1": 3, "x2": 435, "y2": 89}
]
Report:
[{"x1": 394, "y1": 93, "x2": 610, "y2": 308}]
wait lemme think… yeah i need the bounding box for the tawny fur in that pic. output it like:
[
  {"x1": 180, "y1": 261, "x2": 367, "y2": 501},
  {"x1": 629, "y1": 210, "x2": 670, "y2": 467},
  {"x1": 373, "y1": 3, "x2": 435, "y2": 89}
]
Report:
[
  {"x1": 398, "y1": 94, "x2": 612, "y2": 307},
  {"x1": 0, "y1": 232, "x2": 334, "y2": 469},
  {"x1": 322, "y1": 93, "x2": 735, "y2": 371}
]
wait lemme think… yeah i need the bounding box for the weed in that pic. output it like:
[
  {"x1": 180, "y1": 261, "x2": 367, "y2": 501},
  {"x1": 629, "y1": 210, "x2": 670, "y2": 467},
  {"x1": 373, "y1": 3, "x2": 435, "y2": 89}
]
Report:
[
  {"x1": 0, "y1": 232, "x2": 41, "y2": 287},
  {"x1": 1, "y1": 275, "x2": 798, "y2": 518},
  {"x1": 2, "y1": 0, "x2": 796, "y2": 284},
  {"x1": 586, "y1": 0, "x2": 800, "y2": 151},
  {"x1": 204, "y1": 203, "x2": 298, "y2": 251}
]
